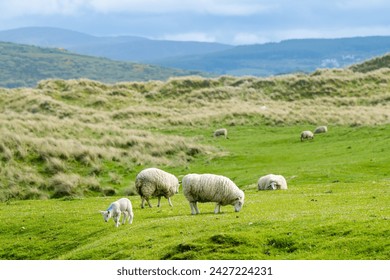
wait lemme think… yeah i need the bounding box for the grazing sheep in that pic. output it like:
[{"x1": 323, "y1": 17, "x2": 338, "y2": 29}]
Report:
[
  {"x1": 300, "y1": 130, "x2": 314, "y2": 141},
  {"x1": 314, "y1": 125, "x2": 328, "y2": 134},
  {"x1": 257, "y1": 174, "x2": 288, "y2": 190},
  {"x1": 182, "y1": 173, "x2": 245, "y2": 214},
  {"x1": 100, "y1": 198, "x2": 134, "y2": 227},
  {"x1": 213, "y1": 128, "x2": 228, "y2": 139},
  {"x1": 135, "y1": 167, "x2": 179, "y2": 208}
]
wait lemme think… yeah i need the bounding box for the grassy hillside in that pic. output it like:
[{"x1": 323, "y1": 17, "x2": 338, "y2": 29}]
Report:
[
  {"x1": 350, "y1": 53, "x2": 390, "y2": 73},
  {"x1": 0, "y1": 67, "x2": 390, "y2": 259},
  {"x1": 0, "y1": 41, "x2": 204, "y2": 88}
]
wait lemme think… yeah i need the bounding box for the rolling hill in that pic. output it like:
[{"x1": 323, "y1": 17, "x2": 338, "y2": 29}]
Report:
[
  {"x1": 0, "y1": 27, "x2": 233, "y2": 62},
  {"x1": 153, "y1": 36, "x2": 390, "y2": 76},
  {"x1": 0, "y1": 41, "x2": 205, "y2": 88},
  {"x1": 1, "y1": 27, "x2": 390, "y2": 76},
  {"x1": 1, "y1": 53, "x2": 390, "y2": 260}
]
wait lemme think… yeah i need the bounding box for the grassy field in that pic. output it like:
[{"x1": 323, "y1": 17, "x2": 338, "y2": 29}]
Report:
[
  {"x1": 1, "y1": 61, "x2": 390, "y2": 259},
  {"x1": 1, "y1": 124, "x2": 389, "y2": 260}
]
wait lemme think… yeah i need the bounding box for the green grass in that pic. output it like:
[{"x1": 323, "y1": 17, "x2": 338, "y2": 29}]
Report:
[{"x1": 1, "y1": 124, "x2": 389, "y2": 260}]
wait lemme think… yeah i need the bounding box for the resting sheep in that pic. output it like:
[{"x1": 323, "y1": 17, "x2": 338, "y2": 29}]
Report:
[
  {"x1": 314, "y1": 126, "x2": 328, "y2": 134},
  {"x1": 182, "y1": 173, "x2": 245, "y2": 214},
  {"x1": 300, "y1": 130, "x2": 314, "y2": 141},
  {"x1": 100, "y1": 197, "x2": 134, "y2": 227},
  {"x1": 257, "y1": 174, "x2": 288, "y2": 190},
  {"x1": 135, "y1": 167, "x2": 179, "y2": 208},
  {"x1": 213, "y1": 128, "x2": 228, "y2": 139}
]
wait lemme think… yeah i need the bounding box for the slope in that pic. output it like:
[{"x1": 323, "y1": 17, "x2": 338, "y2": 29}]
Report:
[{"x1": 0, "y1": 41, "x2": 205, "y2": 88}]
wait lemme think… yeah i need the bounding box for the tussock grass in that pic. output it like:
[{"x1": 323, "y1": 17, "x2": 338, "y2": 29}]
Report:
[{"x1": 1, "y1": 68, "x2": 390, "y2": 201}]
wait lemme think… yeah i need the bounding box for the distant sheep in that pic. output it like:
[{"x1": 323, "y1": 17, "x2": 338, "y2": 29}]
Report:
[
  {"x1": 300, "y1": 130, "x2": 314, "y2": 141},
  {"x1": 135, "y1": 167, "x2": 179, "y2": 208},
  {"x1": 314, "y1": 126, "x2": 328, "y2": 134},
  {"x1": 257, "y1": 174, "x2": 288, "y2": 190},
  {"x1": 100, "y1": 197, "x2": 134, "y2": 227},
  {"x1": 182, "y1": 173, "x2": 244, "y2": 214},
  {"x1": 213, "y1": 128, "x2": 228, "y2": 139}
]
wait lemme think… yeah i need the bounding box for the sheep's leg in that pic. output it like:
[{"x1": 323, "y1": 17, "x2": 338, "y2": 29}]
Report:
[
  {"x1": 122, "y1": 212, "x2": 127, "y2": 224},
  {"x1": 167, "y1": 197, "x2": 173, "y2": 207},
  {"x1": 146, "y1": 198, "x2": 152, "y2": 208},
  {"x1": 141, "y1": 197, "x2": 145, "y2": 209},
  {"x1": 157, "y1": 197, "x2": 161, "y2": 207},
  {"x1": 214, "y1": 204, "x2": 221, "y2": 214},
  {"x1": 114, "y1": 215, "x2": 120, "y2": 227},
  {"x1": 189, "y1": 202, "x2": 198, "y2": 215},
  {"x1": 129, "y1": 212, "x2": 134, "y2": 224}
]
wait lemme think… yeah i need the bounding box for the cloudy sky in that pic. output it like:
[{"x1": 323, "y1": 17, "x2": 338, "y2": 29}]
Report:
[{"x1": 1, "y1": 0, "x2": 390, "y2": 45}]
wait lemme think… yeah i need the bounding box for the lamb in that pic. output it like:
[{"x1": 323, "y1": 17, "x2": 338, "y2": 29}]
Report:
[
  {"x1": 314, "y1": 125, "x2": 328, "y2": 134},
  {"x1": 135, "y1": 167, "x2": 179, "y2": 208},
  {"x1": 100, "y1": 197, "x2": 134, "y2": 227},
  {"x1": 300, "y1": 130, "x2": 314, "y2": 141},
  {"x1": 257, "y1": 174, "x2": 288, "y2": 190},
  {"x1": 182, "y1": 173, "x2": 245, "y2": 214},
  {"x1": 213, "y1": 128, "x2": 228, "y2": 139}
]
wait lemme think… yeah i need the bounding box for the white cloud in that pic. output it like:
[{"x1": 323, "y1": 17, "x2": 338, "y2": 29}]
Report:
[
  {"x1": 0, "y1": 0, "x2": 273, "y2": 17},
  {"x1": 232, "y1": 33, "x2": 270, "y2": 45},
  {"x1": 0, "y1": 0, "x2": 86, "y2": 18},
  {"x1": 160, "y1": 32, "x2": 216, "y2": 43}
]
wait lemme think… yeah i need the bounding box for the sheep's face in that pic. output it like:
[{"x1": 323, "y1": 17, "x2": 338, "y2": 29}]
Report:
[
  {"x1": 233, "y1": 197, "x2": 245, "y2": 212},
  {"x1": 100, "y1": 210, "x2": 112, "y2": 222},
  {"x1": 268, "y1": 182, "x2": 277, "y2": 190},
  {"x1": 175, "y1": 183, "x2": 180, "y2": 194}
]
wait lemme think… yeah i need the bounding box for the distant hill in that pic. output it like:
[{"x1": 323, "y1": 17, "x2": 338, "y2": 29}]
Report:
[
  {"x1": 349, "y1": 53, "x2": 390, "y2": 73},
  {"x1": 151, "y1": 37, "x2": 390, "y2": 76},
  {"x1": 0, "y1": 27, "x2": 233, "y2": 62},
  {"x1": 2, "y1": 27, "x2": 390, "y2": 78},
  {"x1": 0, "y1": 41, "x2": 205, "y2": 88}
]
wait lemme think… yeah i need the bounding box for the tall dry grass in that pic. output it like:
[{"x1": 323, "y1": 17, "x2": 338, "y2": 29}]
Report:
[{"x1": 1, "y1": 69, "x2": 390, "y2": 200}]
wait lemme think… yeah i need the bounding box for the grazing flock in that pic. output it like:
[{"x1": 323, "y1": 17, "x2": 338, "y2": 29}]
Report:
[{"x1": 101, "y1": 126, "x2": 327, "y2": 226}]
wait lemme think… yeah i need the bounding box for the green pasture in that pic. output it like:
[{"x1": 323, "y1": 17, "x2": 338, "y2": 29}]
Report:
[{"x1": 0, "y1": 124, "x2": 389, "y2": 260}]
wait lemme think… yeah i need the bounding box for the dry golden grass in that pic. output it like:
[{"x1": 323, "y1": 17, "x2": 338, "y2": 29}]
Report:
[{"x1": 1, "y1": 68, "x2": 389, "y2": 200}]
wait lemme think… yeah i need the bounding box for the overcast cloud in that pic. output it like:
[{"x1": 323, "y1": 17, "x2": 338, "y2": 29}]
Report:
[{"x1": 1, "y1": 0, "x2": 390, "y2": 45}]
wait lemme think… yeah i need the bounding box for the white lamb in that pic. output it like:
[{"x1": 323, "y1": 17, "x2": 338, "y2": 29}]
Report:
[
  {"x1": 314, "y1": 125, "x2": 328, "y2": 134},
  {"x1": 257, "y1": 174, "x2": 288, "y2": 190},
  {"x1": 300, "y1": 130, "x2": 314, "y2": 141},
  {"x1": 135, "y1": 167, "x2": 179, "y2": 208},
  {"x1": 182, "y1": 173, "x2": 245, "y2": 214},
  {"x1": 213, "y1": 128, "x2": 228, "y2": 139},
  {"x1": 100, "y1": 197, "x2": 134, "y2": 227}
]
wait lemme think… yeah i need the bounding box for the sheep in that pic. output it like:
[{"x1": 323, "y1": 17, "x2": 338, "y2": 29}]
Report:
[
  {"x1": 100, "y1": 197, "x2": 134, "y2": 227},
  {"x1": 257, "y1": 174, "x2": 288, "y2": 190},
  {"x1": 182, "y1": 173, "x2": 245, "y2": 215},
  {"x1": 135, "y1": 167, "x2": 179, "y2": 208},
  {"x1": 300, "y1": 130, "x2": 314, "y2": 141},
  {"x1": 314, "y1": 125, "x2": 328, "y2": 134},
  {"x1": 213, "y1": 128, "x2": 228, "y2": 139}
]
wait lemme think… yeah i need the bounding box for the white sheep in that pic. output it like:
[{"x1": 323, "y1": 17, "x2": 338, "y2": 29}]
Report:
[
  {"x1": 213, "y1": 128, "x2": 228, "y2": 139},
  {"x1": 257, "y1": 174, "x2": 288, "y2": 190},
  {"x1": 300, "y1": 130, "x2": 314, "y2": 141},
  {"x1": 314, "y1": 125, "x2": 328, "y2": 134},
  {"x1": 100, "y1": 197, "x2": 134, "y2": 227},
  {"x1": 182, "y1": 173, "x2": 245, "y2": 214},
  {"x1": 135, "y1": 167, "x2": 179, "y2": 208}
]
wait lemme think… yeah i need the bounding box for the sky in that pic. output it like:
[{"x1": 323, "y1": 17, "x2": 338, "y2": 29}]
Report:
[{"x1": 0, "y1": 0, "x2": 390, "y2": 45}]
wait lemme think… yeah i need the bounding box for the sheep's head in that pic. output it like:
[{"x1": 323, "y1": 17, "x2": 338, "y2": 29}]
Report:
[
  {"x1": 268, "y1": 181, "x2": 277, "y2": 190},
  {"x1": 100, "y1": 210, "x2": 112, "y2": 222},
  {"x1": 175, "y1": 182, "x2": 180, "y2": 194},
  {"x1": 233, "y1": 193, "x2": 245, "y2": 212}
]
